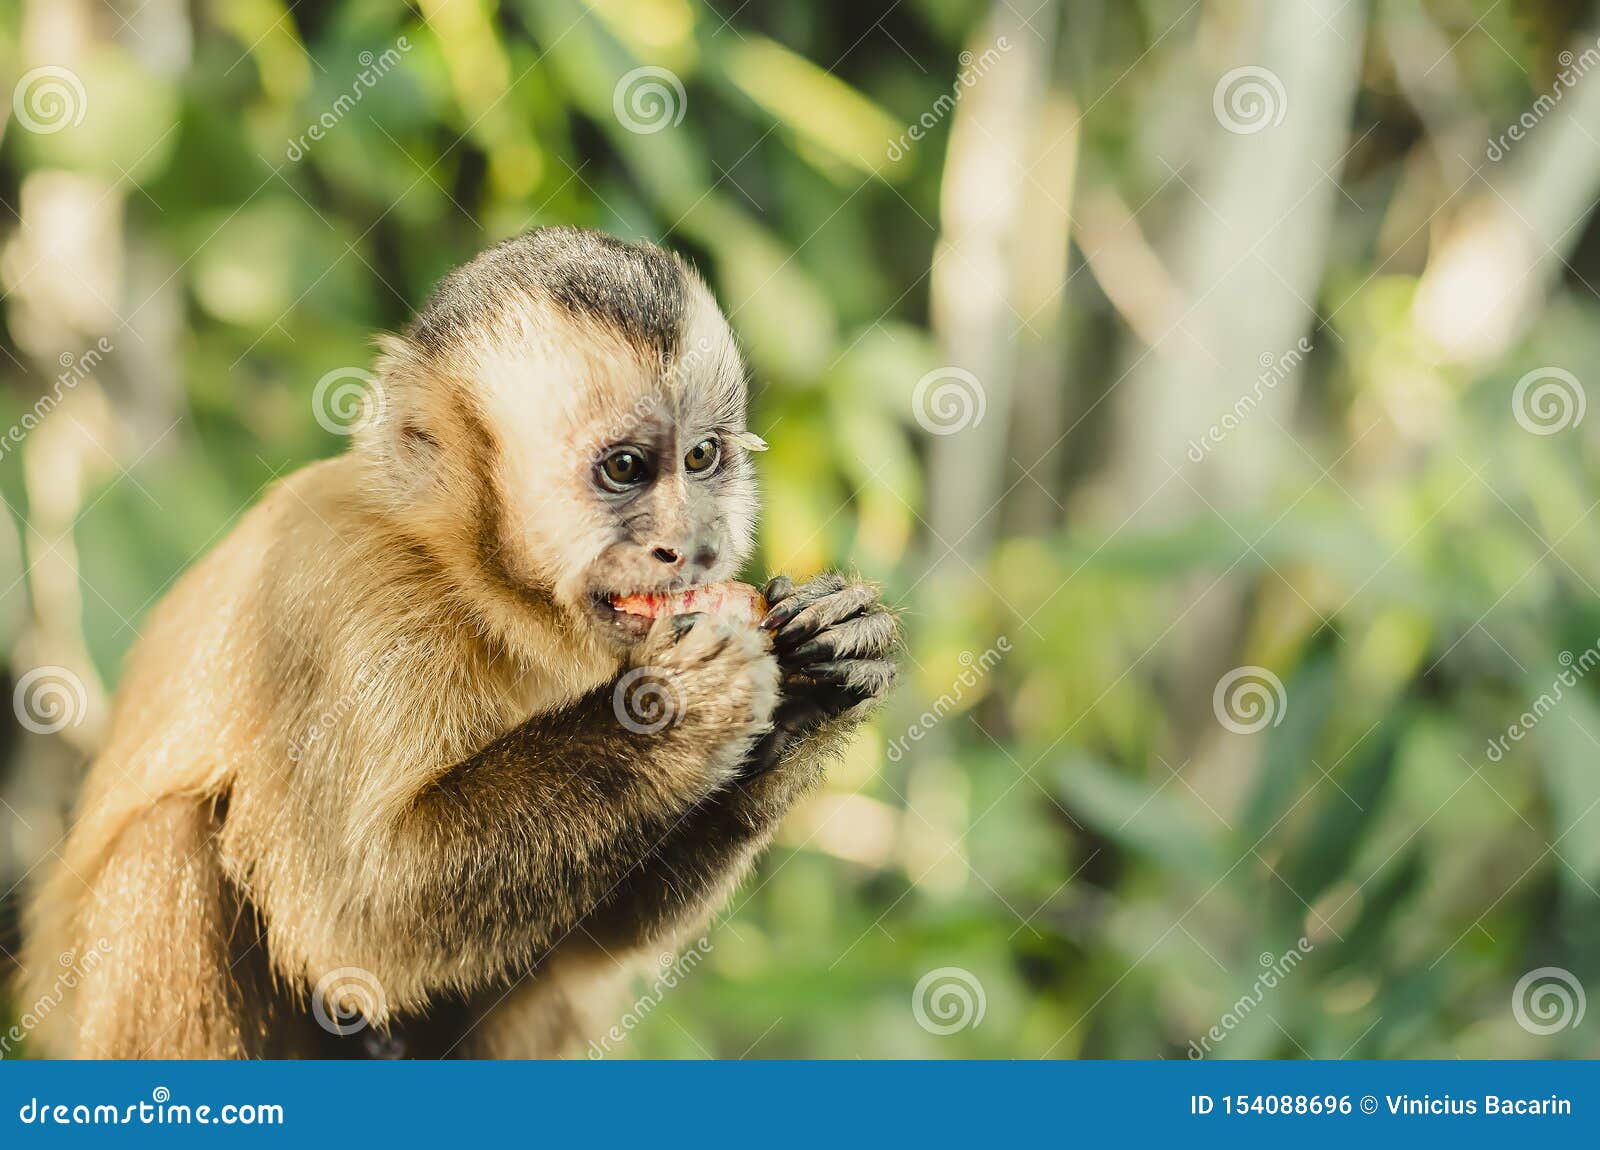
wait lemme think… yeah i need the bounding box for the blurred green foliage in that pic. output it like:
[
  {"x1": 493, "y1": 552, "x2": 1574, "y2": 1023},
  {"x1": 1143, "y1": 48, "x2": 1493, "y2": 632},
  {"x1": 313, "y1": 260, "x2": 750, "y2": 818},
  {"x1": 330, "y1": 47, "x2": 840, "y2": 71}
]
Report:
[{"x1": 2, "y1": 0, "x2": 1600, "y2": 1060}]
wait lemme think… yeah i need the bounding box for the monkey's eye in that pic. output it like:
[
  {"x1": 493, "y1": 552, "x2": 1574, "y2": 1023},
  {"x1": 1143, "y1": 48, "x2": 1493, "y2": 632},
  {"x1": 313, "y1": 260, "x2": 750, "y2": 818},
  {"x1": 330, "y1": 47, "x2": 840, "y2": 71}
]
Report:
[
  {"x1": 684, "y1": 437, "x2": 720, "y2": 475},
  {"x1": 598, "y1": 448, "x2": 649, "y2": 490}
]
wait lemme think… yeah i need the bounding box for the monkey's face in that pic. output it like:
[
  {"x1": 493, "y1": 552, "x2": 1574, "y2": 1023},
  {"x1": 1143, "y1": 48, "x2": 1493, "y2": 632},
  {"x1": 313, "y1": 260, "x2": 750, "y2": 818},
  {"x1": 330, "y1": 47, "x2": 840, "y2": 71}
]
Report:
[
  {"x1": 577, "y1": 307, "x2": 759, "y2": 648},
  {"x1": 437, "y1": 293, "x2": 759, "y2": 652},
  {"x1": 368, "y1": 230, "x2": 762, "y2": 657},
  {"x1": 576, "y1": 415, "x2": 759, "y2": 646}
]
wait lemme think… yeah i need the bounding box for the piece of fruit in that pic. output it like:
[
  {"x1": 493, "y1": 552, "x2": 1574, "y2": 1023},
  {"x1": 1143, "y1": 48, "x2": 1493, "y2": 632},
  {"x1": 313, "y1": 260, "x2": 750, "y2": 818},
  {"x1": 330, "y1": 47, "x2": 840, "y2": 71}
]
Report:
[{"x1": 610, "y1": 581, "x2": 768, "y2": 627}]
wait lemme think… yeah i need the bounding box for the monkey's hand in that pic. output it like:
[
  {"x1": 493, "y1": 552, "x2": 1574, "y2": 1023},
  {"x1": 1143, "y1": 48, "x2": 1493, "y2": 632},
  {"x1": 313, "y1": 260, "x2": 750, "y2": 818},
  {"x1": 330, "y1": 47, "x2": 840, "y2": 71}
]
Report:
[
  {"x1": 741, "y1": 573, "x2": 898, "y2": 775},
  {"x1": 626, "y1": 611, "x2": 780, "y2": 784},
  {"x1": 583, "y1": 576, "x2": 894, "y2": 948}
]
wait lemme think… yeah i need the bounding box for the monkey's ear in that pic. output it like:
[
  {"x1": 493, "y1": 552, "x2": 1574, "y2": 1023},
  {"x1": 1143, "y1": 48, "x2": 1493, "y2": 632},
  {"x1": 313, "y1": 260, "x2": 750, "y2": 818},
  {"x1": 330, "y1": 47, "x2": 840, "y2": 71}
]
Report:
[
  {"x1": 372, "y1": 332, "x2": 417, "y2": 380},
  {"x1": 365, "y1": 332, "x2": 441, "y2": 471},
  {"x1": 370, "y1": 332, "x2": 438, "y2": 445}
]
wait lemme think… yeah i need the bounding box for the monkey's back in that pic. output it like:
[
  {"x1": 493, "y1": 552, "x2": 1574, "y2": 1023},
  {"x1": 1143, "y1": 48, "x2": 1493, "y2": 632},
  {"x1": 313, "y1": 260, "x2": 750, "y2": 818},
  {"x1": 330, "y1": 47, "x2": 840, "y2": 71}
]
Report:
[{"x1": 19, "y1": 446, "x2": 636, "y2": 1055}]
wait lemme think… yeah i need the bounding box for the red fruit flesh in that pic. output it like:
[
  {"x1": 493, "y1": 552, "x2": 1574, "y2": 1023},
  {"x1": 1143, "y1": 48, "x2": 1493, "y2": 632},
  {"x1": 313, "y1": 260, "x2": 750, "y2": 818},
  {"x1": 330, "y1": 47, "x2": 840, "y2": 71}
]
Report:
[{"x1": 609, "y1": 581, "x2": 767, "y2": 626}]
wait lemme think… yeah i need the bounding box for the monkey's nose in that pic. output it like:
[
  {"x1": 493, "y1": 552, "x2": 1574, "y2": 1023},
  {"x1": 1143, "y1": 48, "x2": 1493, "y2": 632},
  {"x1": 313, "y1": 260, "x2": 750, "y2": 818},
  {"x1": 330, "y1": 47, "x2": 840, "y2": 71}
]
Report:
[
  {"x1": 691, "y1": 542, "x2": 719, "y2": 570},
  {"x1": 650, "y1": 546, "x2": 683, "y2": 567}
]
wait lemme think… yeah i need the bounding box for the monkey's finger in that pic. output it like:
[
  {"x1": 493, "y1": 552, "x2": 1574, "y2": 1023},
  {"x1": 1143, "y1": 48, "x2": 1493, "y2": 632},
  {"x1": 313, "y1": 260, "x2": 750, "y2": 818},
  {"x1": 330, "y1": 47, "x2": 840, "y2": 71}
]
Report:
[
  {"x1": 805, "y1": 571, "x2": 848, "y2": 596},
  {"x1": 785, "y1": 609, "x2": 896, "y2": 665},
  {"x1": 759, "y1": 572, "x2": 847, "y2": 632},
  {"x1": 646, "y1": 612, "x2": 733, "y2": 665},
  {"x1": 778, "y1": 666, "x2": 840, "y2": 697},
  {"x1": 772, "y1": 584, "x2": 878, "y2": 647},
  {"x1": 761, "y1": 575, "x2": 796, "y2": 607},
  {"x1": 775, "y1": 695, "x2": 831, "y2": 731},
  {"x1": 667, "y1": 611, "x2": 706, "y2": 641},
  {"x1": 801, "y1": 658, "x2": 897, "y2": 699},
  {"x1": 742, "y1": 695, "x2": 832, "y2": 778}
]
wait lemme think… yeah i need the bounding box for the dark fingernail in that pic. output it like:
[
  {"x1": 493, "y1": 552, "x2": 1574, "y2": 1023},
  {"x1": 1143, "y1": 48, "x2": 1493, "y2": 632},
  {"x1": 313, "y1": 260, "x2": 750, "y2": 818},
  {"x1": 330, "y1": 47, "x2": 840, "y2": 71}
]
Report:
[
  {"x1": 788, "y1": 638, "x2": 826, "y2": 663},
  {"x1": 669, "y1": 612, "x2": 704, "y2": 639},
  {"x1": 761, "y1": 601, "x2": 799, "y2": 630},
  {"x1": 762, "y1": 576, "x2": 795, "y2": 605},
  {"x1": 807, "y1": 660, "x2": 847, "y2": 684},
  {"x1": 776, "y1": 615, "x2": 825, "y2": 646}
]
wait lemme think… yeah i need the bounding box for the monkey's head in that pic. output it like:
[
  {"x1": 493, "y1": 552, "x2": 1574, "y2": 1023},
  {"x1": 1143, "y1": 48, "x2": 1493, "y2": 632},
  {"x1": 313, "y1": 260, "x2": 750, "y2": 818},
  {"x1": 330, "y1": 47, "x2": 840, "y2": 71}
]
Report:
[{"x1": 360, "y1": 227, "x2": 761, "y2": 659}]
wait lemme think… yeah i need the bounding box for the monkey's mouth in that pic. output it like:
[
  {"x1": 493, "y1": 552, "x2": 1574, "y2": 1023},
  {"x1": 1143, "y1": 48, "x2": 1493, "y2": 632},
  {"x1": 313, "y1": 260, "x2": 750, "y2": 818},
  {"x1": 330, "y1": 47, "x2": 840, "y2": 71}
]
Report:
[
  {"x1": 589, "y1": 593, "x2": 655, "y2": 641},
  {"x1": 588, "y1": 581, "x2": 767, "y2": 641}
]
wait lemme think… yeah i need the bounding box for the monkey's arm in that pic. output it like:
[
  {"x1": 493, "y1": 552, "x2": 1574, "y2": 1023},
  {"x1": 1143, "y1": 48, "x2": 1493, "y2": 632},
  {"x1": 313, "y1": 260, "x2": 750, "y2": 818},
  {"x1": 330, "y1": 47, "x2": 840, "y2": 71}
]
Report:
[
  {"x1": 369, "y1": 613, "x2": 777, "y2": 961},
  {"x1": 581, "y1": 573, "x2": 897, "y2": 949}
]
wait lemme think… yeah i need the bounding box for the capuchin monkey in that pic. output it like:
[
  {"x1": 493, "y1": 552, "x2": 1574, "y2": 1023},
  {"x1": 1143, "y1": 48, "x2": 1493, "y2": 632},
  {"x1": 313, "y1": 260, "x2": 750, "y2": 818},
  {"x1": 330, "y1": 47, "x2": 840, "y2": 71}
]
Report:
[{"x1": 19, "y1": 227, "x2": 897, "y2": 1058}]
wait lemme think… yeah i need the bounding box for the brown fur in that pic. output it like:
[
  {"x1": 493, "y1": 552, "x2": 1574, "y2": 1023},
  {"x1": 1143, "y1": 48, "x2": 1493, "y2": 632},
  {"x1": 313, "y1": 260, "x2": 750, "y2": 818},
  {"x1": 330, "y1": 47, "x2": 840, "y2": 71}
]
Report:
[{"x1": 18, "y1": 229, "x2": 892, "y2": 1058}]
